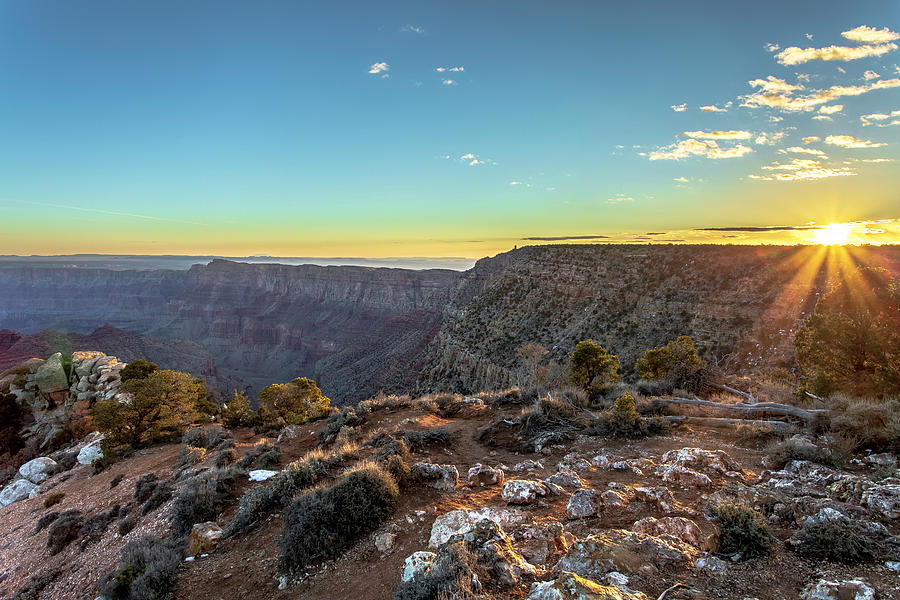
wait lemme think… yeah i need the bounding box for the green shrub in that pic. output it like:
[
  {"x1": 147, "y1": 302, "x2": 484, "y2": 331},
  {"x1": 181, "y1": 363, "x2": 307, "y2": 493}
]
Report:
[
  {"x1": 170, "y1": 469, "x2": 239, "y2": 536},
  {"x1": 393, "y1": 541, "x2": 482, "y2": 600},
  {"x1": 708, "y1": 502, "x2": 770, "y2": 559},
  {"x1": 319, "y1": 407, "x2": 365, "y2": 445},
  {"x1": 118, "y1": 513, "x2": 138, "y2": 537},
  {"x1": 792, "y1": 520, "x2": 880, "y2": 564},
  {"x1": 177, "y1": 445, "x2": 206, "y2": 468},
  {"x1": 828, "y1": 397, "x2": 900, "y2": 452},
  {"x1": 43, "y1": 492, "x2": 65, "y2": 508},
  {"x1": 764, "y1": 437, "x2": 841, "y2": 469},
  {"x1": 569, "y1": 340, "x2": 620, "y2": 396},
  {"x1": 258, "y1": 376, "x2": 330, "y2": 425},
  {"x1": 46, "y1": 509, "x2": 83, "y2": 554},
  {"x1": 101, "y1": 534, "x2": 185, "y2": 600},
  {"x1": 140, "y1": 482, "x2": 173, "y2": 515},
  {"x1": 220, "y1": 390, "x2": 260, "y2": 428},
  {"x1": 258, "y1": 446, "x2": 283, "y2": 469},
  {"x1": 401, "y1": 428, "x2": 455, "y2": 452},
  {"x1": 78, "y1": 505, "x2": 119, "y2": 551},
  {"x1": 8, "y1": 568, "x2": 61, "y2": 600},
  {"x1": 585, "y1": 394, "x2": 670, "y2": 439},
  {"x1": 119, "y1": 359, "x2": 159, "y2": 383},
  {"x1": 278, "y1": 463, "x2": 399, "y2": 572},
  {"x1": 215, "y1": 448, "x2": 238, "y2": 468},
  {"x1": 33, "y1": 511, "x2": 60, "y2": 534},
  {"x1": 133, "y1": 474, "x2": 159, "y2": 503}
]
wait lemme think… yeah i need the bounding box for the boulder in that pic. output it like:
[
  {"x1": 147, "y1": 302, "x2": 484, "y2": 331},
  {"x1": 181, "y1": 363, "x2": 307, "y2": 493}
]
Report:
[
  {"x1": 411, "y1": 463, "x2": 459, "y2": 491},
  {"x1": 800, "y1": 579, "x2": 875, "y2": 600},
  {"x1": 866, "y1": 452, "x2": 896, "y2": 468},
  {"x1": 660, "y1": 447, "x2": 741, "y2": 475},
  {"x1": 546, "y1": 469, "x2": 583, "y2": 489},
  {"x1": 514, "y1": 460, "x2": 544, "y2": 472},
  {"x1": 72, "y1": 351, "x2": 105, "y2": 378},
  {"x1": 401, "y1": 551, "x2": 436, "y2": 582},
  {"x1": 0, "y1": 478, "x2": 39, "y2": 507},
  {"x1": 631, "y1": 517, "x2": 704, "y2": 549},
  {"x1": 513, "y1": 520, "x2": 572, "y2": 565},
  {"x1": 468, "y1": 463, "x2": 504, "y2": 486},
  {"x1": 655, "y1": 465, "x2": 712, "y2": 488},
  {"x1": 454, "y1": 519, "x2": 537, "y2": 585},
  {"x1": 567, "y1": 490, "x2": 601, "y2": 518},
  {"x1": 554, "y1": 529, "x2": 698, "y2": 579},
  {"x1": 77, "y1": 437, "x2": 104, "y2": 465},
  {"x1": 375, "y1": 532, "x2": 397, "y2": 553},
  {"x1": 188, "y1": 522, "x2": 224, "y2": 555},
  {"x1": 34, "y1": 352, "x2": 69, "y2": 395},
  {"x1": 503, "y1": 479, "x2": 549, "y2": 504},
  {"x1": 693, "y1": 555, "x2": 728, "y2": 576},
  {"x1": 633, "y1": 487, "x2": 677, "y2": 512},
  {"x1": 600, "y1": 490, "x2": 630, "y2": 508},
  {"x1": 528, "y1": 571, "x2": 649, "y2": 600},
  {"x1": 429, "y1": 507, "x2": 528, "y2": 548},
  {"x1": 18, "y1": 457, "x2": 58, "y2": 484},
  {"x1": 861, "y1": 482, "x2": 900, "y2": 519}
]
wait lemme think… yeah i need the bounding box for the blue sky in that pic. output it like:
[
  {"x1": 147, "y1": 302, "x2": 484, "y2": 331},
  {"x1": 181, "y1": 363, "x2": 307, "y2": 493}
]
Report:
[{"x1": 1, "y1": 0, "x2": 898, "y2": 256}]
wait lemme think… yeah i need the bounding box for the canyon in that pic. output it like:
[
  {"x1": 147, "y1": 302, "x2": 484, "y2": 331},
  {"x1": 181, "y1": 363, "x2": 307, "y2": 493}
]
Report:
[{"x1": 2, "y1": 245, "x2": 898, "y2": 403}]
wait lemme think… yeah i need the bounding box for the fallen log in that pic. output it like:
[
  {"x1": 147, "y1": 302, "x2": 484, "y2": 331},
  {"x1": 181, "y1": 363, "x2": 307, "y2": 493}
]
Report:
[
  {"x1": 718, "y1": 384, "x2": 755, "y2": 403},
  {"x1": 664, "y1": 415, "x2": 794, "y2": 434},
  {"x1": 651, "y1": 396, "x2": 827, "y2": 422}
]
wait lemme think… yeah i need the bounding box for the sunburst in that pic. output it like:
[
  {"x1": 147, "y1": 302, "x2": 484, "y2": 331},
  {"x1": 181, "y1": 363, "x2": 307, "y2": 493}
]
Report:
[{"x1": 812, "y1": 222, "x2": 852, "y2": 246}]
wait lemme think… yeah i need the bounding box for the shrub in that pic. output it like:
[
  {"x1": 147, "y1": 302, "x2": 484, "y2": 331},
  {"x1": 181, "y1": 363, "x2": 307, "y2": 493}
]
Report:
[
  {"x1": 828, "y1": 396, "x2": 900, "y2": 452},
  {"x1": 792, "y1": 520, "x2": 880, "y2": 564},
  {"x1": 0, "y1": 392, "x2": 25, "y2": 457},
  {"x1": 220, "y1": 390, "x2": 260, "y2": 428},
  {"x1": 101, "y1": 534, "x2": 185, "y2": 600},
  {"x1": 401, "y1": 428, "x2": 455, "y2": 452},
  {"x1": 170, "y1": 468, "x2": 239, "y2": 536},
  {"x1": 46, "y1": 509, "x2": 83, "y2": 554},
  {"x1": 373, "y1": 436, "x2": 411, "y2": 462},
  {"x1": 110, "y1": 474, "x2": 125, "y2": 489},
  {"x1": 258, "y1": 376, "x2": 330, "y2": 425},
  {"x1": 215, "y1": 448, "x2": 238, "y2": 468},
  {"x1": 9, "y1": 568, "x2": 60, "y2": 600},
  {"x1": 118, "y1": 513, "x2": 138, "y2": 537},
  {"x1": 236, "y1": 452, "x2": 256, "y2": 470},
  {"x1": 140, "y1": 482, "x2": 174, "y2": 515},
  {"x1": 43, "y1": 492, "x2": 65, "y2": 508},
  {"x1": 133, "y1": 474, "x2": 159, "y2": 503},
  {"x1": 177, "y1": 445, "x2": 206, "y2": 468},
  {"x1": 636, "y1": 336, "x2": 706, "y2": 384},
  {"x1": 33, "y1": 511, "x2": 60, "y2": 534},
  {"x1": 78, "y1": 505, "x2": 119, "y2": 550},
  {"x1": 119, "y1": 359, "x2": 159, "y2": 383},
  {"x1": 93, "y1": 370, "x2": 206, "y2": 447},
  {"x1": 393, "y1": 541, "x2": 482, "y2": 600},
  {"x1": 258, "y1": 446, "x2": 283, "y2": 469},
  {"x1": 586, "y1": 393, "x2": 670, "y2": 438},
  {"x1": 319, "y1": 407, "x2": 365, "y2": 445},
  {"x1": 278, "y1": 462, "x2": 399, "y2": 572},
  {"x1": 707, "y1": 502, "x2": 770, "y2": 559},
  {"x1": 569, "y1": 340, "x2": 620, "y2": 396},
  {"x1": 764, "y1": 437, "x2": 843, "y2": 469}
]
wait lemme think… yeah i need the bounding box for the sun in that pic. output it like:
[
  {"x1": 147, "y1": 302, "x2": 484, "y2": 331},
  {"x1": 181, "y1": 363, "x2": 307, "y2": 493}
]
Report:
[{"x1": 813, "y1": 222, "x2": 852, "y2": 245}]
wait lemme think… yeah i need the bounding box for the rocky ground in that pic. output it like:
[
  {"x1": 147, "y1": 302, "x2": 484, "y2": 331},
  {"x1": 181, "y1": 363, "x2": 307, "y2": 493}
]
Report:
[{"x1": 1, "y1": 393, "x2": 898, "y2": 600}]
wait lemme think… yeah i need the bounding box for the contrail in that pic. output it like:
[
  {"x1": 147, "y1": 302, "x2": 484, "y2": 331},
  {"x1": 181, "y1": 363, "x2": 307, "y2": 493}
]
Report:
[{"x1": 4, "y1": 198, "x2": 206, "y2": 226}]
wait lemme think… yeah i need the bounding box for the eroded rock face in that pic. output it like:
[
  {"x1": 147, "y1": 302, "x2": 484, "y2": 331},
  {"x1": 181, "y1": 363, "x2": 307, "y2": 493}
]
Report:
[
  {"x1": 528, "y1": 571, "x2": 649, "y2": 600},
  {"x1": 429, "y1": 508, "x2": 528, "y2": 548},
  {"x1": 77, "y1": 437, "x2": 104, "y2": 466},
  {"x1": 0, "y1": 478, "x2": 38, "y2": 508},
  {"x1": 401, "y1": 551, "x2": 436, "y2": 582},
  {"x1": 502, "y1": 480, "x2": 550, "y2": 504},
  {"x1": 861, "y1": 482, "x2": 900, "y2": 519},
  {"x1": 660, "y1": 447, "x2": 741, "y2": 475},
  {"x1": 800, "y1": 579, "x2": 875, "y2": 600},
  {"x1": 512, "y1": 520, "x2": 572, "y2": 565},
  {"x1": 554, "y1": 529, "x2": 698, "y2": 579},
  {"x1": 18, "y1": 457, "x2": 57, "y2": 484},
  {"x1": 34, "y1": 352, "x2": 69, "y2": 395}
]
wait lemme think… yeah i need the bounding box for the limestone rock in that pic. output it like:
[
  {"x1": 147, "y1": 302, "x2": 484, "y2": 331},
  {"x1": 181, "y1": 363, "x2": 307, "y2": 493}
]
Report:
[
  {"x1": 429, "y1": 507, "x2": 528, "y2": 548},
  {"x1": 72, "y1": 351, "x2": 105, "y2": 378},
  {"x1": 861, "y1": 482, "x2": 900, "y2": 519},
  {"x1": 633, "y1": 487, "x2": 677, "y2": 512},
  {"x1": 468, "y1": 463, "x2": 504, "y2": 486},
  {"x1": 18, "y1": 457, "x2": 57, "y2": 484},
  {"x1": 600, "y1": 490, "x2": 630, "y2": 509},
  {"x1": 188, "y1": 522, "x2": 224, "y2": 556},
  {"x1": 631, "y1": 517, "x2": 704, "y2": 549},
  {"x1": 660, "y1": 447, "x2": 741, "y2": 475},
  {"x1": 800, "y1": 579, "x2": 875, "y2": 600},
  {"x1": 567, "y1": 490, "x2": 601, "y2": 518},
  {"x1": 77, "y1": 437, "x2": 104, "y2": 465},
  {"x1": 866, "y1": 452, "x2": 896, "y2": 467},
  {"x1": 514, "y1": 460, "x2": 544, "y2": 472},
  {"x1": 401, "y1": 551, "x2": 436, "y2": 582},
  {"x1": 375, "y1": 532, "x2": 397, "y2": 553},
  {"x1": 554, "y1": 529, "x2": 698, "y2": 579},
  {"x1": 248, "y1": 470, "x2": 279, "y2": 482},
  {"x1": 513, "y1": 520, "x2": 572, "y2": 565},
  {"x1": 0, "y1": 478, "x2": 39, "y2": 507},
  {"x1": 693, "y1": 555, "x2": 728, "y2": 576},
  {"x1": 411, "y1": 462, "x2": 459, "y2": 490},
  {"x1": 528, "y1": 571, "x2": 649, "y2": 600},
  {"x1": 503, "y1": 479, "x2": 550, "y2": 504},
  {"x1": 546, "y1": 469, "x2": 583, "y2": 489},
  {"x1": 656, "y1": 465, "x2": 712, "y2": 488},
  {"x1": 34, "y1": 352, "x2": 69, "y2": 395}
]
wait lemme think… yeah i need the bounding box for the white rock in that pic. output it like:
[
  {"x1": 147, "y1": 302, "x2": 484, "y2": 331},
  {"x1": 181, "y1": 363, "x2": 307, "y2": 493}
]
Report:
[
  {"x1": 248, "y1": 470, "x2": 279, "y2": 482},
  {"x1": 861, "y1": 483, "x2": 900, "y2": 519},
  {"x1": 502, "y1": 479, "x2": 549, "y2": 504},
  {"x1": 428, "y1": 507, "x2": 527, "y2": 548},
  {"x1": 513, "y1": 460, "x2": 543, "y2": 472},
  {"x1": 467, "y1": 463, "x2": 504, "y2": 486},
  {"x1": 0, "y1": 479, "x2": 38, "y2": 507},
  {"x1": 374, "y1": 532, "x2": 396, "y2": 553},
  {"x1": 694, "y1": 555, "x2": 728, "y2": 575},
  {"x1": 800, "y1": 579, "x2": 875, "y2": 600},
  {"x1": 401, "y1": 551, "x2": 435, "y2": 582},
  {"x1": 18, "y1": 457, "x2": 57, "y2": 484},
  {"x1": 77, "y1": 437, "x2": 105, "y2": 465},
  {"x1": 411, "y1": 463, "x2": 459, "y2": 490},
  {"x1": 566, "y1": 489, "x2": 601, "y2": 518}
]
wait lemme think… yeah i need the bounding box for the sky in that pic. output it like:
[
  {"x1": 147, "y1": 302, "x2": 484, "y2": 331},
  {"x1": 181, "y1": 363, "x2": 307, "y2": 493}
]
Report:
[{"x1": 1, "y1": 0, "x2": 898, "y2": 258}]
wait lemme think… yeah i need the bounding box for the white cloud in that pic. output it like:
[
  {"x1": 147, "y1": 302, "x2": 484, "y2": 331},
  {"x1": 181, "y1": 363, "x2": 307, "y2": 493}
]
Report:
[
  {"x1": 818, "y1": 104, "x2": 843, "y2": 114},
  {"x1": 805, "y1": 33, "x2": 814, "y2": 41},
  {"x1": 860, "y1": 110, "x2": 900, "y2": 126},
  {"x1": 754, "y1": 158, "x2": 856, "y2": 181},
  {"x1": 861, "y1": 158, "x2": 895, "y2": 163},
  {"x1": 368, "y1": 62, "x2": 389, "y2": 74},
  {"x1": 864, "y1": 70, "x2": 881, "y2": 80},
  {"x1": 741, "y1": 77, "x2": 900, "y2": 112},
  {"x1": 754, "y1": 131, "x2": 787, "y2": 145},
  {"x1": 681, "y1": 130, "x2": 752, "y2": 140},
  {"x1": 671, "y1": 103, "x2": 688, "y2": 112},
  {"x1": 780, "y1": 146, "x2": 828, "y2": 157},
  {"x1": 775, "y1": 42, "x2": 897, "y2": 66},
  {"x1": 606, "y1": 194, "x2": 634, "y2": 204},
  {"x1": 441, "y1": 79, "x2": 457, "y2": 86},
  {"x1": 457, "y1": 152, "x2": 493, "y2": 166},
  {"x1": 649, "y1": 138, "x2": 753, "y2": 160},
  {"x1": 812, "y1": 115, "x2": 832, "y2": 121},
  {"x1": 842, "y1": 25, "x2": 900, "y2": 44},
  {"x1": 802, "y1": 136, "x2": 821, "y2": 144},
  {"x1": 435, "y1": 66, "x2": 464, "y2": 72},
  {"x1": 699, "y1": 104, "x2": 727, "y2": 112},
  {"x1": 824, "y1": 134, "x2": 887, "y2": 148},
  {"x1": 400, "y1": 24, "x2": 425, "y2": 34},
  {"x1": 673, "y1": 176, "x2": 690, "y2": 183},
  {"x1": 765, "y1": 42, "x2": 780, "y2": 52}
]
